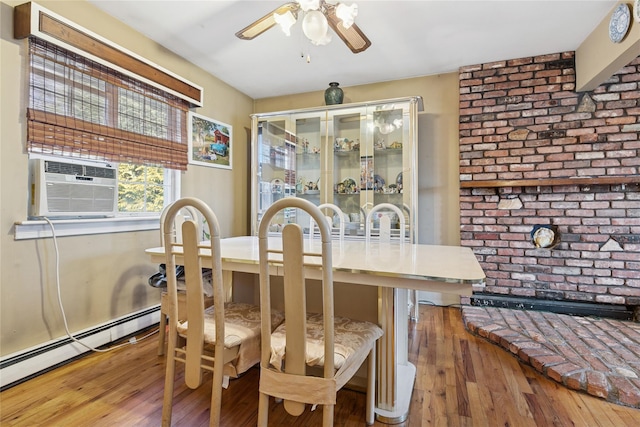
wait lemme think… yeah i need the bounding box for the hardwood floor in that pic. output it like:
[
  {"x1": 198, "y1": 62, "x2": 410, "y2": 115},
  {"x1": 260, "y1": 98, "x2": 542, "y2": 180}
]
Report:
[{"x1": 1, "y1": 306, "x2": 639, "y2": 426}]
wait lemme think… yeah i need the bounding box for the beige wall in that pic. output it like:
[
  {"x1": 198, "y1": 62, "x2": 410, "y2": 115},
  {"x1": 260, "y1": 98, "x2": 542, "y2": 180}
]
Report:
[{"x1": 0, "y1": 0, "x2": 253, "y2": 356}]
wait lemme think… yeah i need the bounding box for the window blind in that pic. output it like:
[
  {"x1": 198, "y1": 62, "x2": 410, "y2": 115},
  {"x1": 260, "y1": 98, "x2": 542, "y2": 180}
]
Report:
[{"x1": 27, "y1": 37, "x2": 189, "y2": 170}]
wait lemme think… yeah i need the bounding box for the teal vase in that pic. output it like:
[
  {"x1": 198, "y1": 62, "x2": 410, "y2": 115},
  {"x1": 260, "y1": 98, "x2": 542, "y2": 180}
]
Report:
[{"x1": 324, "y1": 82, "x2": 344, "y2": 105}]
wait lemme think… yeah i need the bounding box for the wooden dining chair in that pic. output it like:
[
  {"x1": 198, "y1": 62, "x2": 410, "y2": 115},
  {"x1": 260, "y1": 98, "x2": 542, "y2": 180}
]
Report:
[
  {"x1": 365, "y1": 203, "x2": 419, "y2": 321},
  {"x1": 258, "y1": 197, "x2": 383, "y2": 426},
  {"x1": 156, "y1": 202, "x2": 215, "y2": 356},
  {"x1": 161, "y1": 197, "x2": 274, "y2": 427},
  {"x1": 308, "y1": 202, "x2": 346, "y2": 241},
  {"x1": 365, "y1": 202, "x2": 406, "y2": 242}
]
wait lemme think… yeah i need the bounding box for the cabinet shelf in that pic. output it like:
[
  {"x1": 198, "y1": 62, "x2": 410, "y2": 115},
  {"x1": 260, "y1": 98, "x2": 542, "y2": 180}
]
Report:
[
  {"x1": 297, "y1": 192, "x2": 320, "y2": 199},
  {"x1": 334, "y1": 150, "x2": 359, "y2": 157},
  {"x1": 373, "y1": 148, "x2": 402, "y2": 155}
]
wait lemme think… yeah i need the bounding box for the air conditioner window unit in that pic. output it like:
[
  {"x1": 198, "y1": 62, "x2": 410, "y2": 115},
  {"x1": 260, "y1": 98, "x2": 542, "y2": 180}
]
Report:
[{"x1": 30, "y1": 157, "x2": 118, "y2": 218}]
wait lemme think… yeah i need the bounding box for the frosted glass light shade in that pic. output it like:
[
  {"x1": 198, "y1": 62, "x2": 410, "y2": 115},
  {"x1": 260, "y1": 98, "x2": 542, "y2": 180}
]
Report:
[
  {"x1": 297, "y1": 0, "x2": 320, "y2": 12},
  {"x1": 302, "y1": 10, "x2": 329, "y2": 44},
  {"x1": 274, "y1": 10, "x2": 297, "y2": 36},
  {"x1": 336, "y1": 3, "x2": 358, "y2": 28},
  {"x1": 312, "y1": 31, "x2": 332, "y2": 46}
]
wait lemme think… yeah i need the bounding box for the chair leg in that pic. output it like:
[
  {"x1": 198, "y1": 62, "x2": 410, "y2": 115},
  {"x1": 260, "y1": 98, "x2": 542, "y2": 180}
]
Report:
[
  {"x1": 161, "y1": 341, "x2": 176, "y2": 426},
  {"x1": 209, "y1": 357, "x2": 225, "y2": 427},
  {"x1": 366, "y1": 347, "x2": 376, "y2": 425},
  {"x1": 158, "y1": 311, "x2": 167, "y2": 356},
  {"x1": 322, "y1": 404, "x2": 334, "y2": 427},
  {"x1": 257, "y1": 392, "x2": 269, "y2": 427}
]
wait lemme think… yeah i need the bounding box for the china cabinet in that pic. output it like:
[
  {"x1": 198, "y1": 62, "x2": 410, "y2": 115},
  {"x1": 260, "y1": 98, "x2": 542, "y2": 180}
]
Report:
[{"x1": 250, "y1": 96, "x2": 423, "y2": 242}]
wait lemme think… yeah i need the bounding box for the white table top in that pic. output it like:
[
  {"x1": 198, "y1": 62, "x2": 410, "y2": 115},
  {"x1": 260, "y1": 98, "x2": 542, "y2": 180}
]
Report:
[{"x1": 146, "y1": 236, "x2": 485, "y2": 294}]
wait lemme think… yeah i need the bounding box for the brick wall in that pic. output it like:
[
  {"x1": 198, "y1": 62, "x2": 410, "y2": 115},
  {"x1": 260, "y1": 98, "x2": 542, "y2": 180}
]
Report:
[{"x1": 459, "y1": 52, "x2": 640, "y2": 306}]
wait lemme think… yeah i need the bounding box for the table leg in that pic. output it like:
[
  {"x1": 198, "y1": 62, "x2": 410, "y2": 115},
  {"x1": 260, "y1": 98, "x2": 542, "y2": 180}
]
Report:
[
  {"x1": 376, "y1": 287, "x2": 415, "y2": 424},
  {"x1": 222, "y1": 270, "x2": 233, "y2": 302}
]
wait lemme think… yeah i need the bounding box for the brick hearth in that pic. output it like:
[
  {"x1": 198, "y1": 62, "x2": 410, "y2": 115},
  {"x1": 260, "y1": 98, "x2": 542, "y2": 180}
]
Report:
[{"x1": 462, "y1": 306, "x2": 640, "y2": 409}]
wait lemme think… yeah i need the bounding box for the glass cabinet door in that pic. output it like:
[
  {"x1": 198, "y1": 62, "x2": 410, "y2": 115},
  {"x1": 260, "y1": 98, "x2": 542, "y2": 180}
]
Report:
[
  {"x1": 329, "y1": 107, "x2": 365, "y2": 236},
  {"x1": 254, "y1": 117, "x2": 296, "y2": 232},
  {"x1": 370, "y1": 104, "x2": 412, "y2": 238},
  {"x1": 254, "y1": 113, "x2": 326, "y2": 234},
  {"x1": 293, "y1": 113, "x2": 324, "y2": 232},
  {"x1": 328, "y1": 102, "x2": 414, "y2": 238}
]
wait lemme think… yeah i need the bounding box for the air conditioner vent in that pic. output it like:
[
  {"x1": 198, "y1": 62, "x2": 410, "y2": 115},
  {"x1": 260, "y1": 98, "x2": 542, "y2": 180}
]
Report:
[
  {"x1": 30, "y1": 158, "x2": 118, "y2": 218},
  {"x1": 43, "y1": 160, "x2": 117, "y2": 180},
  {"x1": 44, "y1": 161, "x2": 84, "y2": 176},
  {"x1": 84, "y1": 165, "x2": 117, "y2": 179}
]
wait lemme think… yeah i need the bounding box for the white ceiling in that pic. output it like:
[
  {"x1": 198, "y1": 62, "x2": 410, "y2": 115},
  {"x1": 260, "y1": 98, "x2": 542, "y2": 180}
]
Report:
[{"x1": 88, "y1": 0, "x2": 619, "y2": 99}]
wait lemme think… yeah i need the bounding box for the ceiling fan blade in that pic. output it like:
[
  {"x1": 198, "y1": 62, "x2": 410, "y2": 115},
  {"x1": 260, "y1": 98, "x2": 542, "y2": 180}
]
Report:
[
  {"x1": 236, "y1": 3, "x2": 300, "y2": 40},
  {"x1": 325, "y1": 8, "x2": 371, "y2": 53}
]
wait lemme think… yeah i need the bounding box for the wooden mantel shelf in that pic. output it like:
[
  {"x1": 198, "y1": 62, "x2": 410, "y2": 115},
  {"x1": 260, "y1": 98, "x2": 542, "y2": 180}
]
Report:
[{"x1": 460, "y1": 176, "x2": 640, "y2": 189}]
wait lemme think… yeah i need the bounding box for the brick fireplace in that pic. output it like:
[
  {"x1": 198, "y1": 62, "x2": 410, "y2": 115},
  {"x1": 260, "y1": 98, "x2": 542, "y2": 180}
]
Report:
[{"x1": 458, "y1": 52, "x2": 640, "y2": 317}]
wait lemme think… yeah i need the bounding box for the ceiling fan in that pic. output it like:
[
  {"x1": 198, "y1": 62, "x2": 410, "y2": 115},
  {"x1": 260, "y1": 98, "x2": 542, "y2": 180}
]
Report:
[{"x1": 235, "y1": 0, "x2": 371, "y2": 54}]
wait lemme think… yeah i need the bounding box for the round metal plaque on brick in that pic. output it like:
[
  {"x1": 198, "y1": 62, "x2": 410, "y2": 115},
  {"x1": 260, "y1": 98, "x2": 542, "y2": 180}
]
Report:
[{"x1": 531, "y1": 225, "x2": 560, "y2": 249}]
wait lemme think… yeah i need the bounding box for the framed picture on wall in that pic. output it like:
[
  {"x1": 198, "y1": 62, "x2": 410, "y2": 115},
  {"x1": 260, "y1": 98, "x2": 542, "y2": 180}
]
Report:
[{"x1": 188, "y1": 112, "x2": 232, "y2": 169}]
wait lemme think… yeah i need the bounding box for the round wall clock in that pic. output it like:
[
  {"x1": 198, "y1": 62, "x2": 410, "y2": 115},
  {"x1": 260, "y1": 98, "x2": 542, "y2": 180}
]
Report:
[{"x1": 609, "y1": 3, "x2": 631, "y2": 43}]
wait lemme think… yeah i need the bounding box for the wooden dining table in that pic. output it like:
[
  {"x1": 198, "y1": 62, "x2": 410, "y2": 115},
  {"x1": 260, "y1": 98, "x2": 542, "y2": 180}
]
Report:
[{"x1": 146, "y1": 235, "x2": 485, "y2": 424}]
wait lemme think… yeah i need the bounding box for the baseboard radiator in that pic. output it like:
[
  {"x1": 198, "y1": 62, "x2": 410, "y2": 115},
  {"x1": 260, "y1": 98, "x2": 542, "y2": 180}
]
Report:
[
  {"x1": 470, "y1": 294, "x2": 635, "y2": 321},
  {"x1": 0, "y1": 306, "x2": 160, "y2": 390}
]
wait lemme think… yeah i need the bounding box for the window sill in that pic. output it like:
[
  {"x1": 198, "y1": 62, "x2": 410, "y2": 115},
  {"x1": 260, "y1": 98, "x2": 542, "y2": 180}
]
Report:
[{"x1": 14, "y1": 216, "x2": 160, "y2": 240}]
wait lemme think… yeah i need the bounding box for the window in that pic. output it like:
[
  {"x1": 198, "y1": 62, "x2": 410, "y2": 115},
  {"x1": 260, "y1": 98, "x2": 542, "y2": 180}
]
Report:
[
  {"x1": 118, "y1": 164, "x2": 169, "y2": 215},
  {"x1": 26, "y1": 37, "x2": 190, "y2": 217}
]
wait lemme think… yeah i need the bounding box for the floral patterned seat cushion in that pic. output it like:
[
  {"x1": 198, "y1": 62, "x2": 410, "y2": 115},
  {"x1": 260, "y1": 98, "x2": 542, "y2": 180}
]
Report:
[
  {"x1": 269, "y1": 312, "x2": 383, "y2": 371},
  {"x1": 177, "y1": 302, "x2": 284, "y2": 375}
]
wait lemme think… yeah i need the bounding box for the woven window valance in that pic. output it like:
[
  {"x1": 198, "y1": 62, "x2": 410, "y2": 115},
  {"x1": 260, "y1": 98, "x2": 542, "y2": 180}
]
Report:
[
  {"x1": 14, "y1": 1, "x2": 202, "y2": 107},
  {"x1": 27, "y1": 37, "x2": 189, "y2": 170}
]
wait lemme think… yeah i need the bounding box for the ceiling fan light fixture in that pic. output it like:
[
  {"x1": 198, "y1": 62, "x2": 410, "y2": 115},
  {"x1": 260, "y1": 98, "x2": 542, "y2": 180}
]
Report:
[
  {"x1": 312, "y1": 30, "x2": 332, "y2": 46},
  {"x1": 274, "y1": 10, "x2": 297, "y2": 36},
  {"x1": 335, "y1": 3, "x2": 357, "y2": 29},
  {"x1": 325, "y1": 6, "x2": 371, "y2": 53},
  {"x1": 236, "y1": 3, "x2": 299, "y2": 40},
  {"x1": 237, "y1": 0, "x2": 370, "y2": 53},
  {"x1": 297, "y1": 0, "x2": 320, "y2": 11},
  {"x1": 302, "y1": 10, "x2": 330, "y2": 44}
]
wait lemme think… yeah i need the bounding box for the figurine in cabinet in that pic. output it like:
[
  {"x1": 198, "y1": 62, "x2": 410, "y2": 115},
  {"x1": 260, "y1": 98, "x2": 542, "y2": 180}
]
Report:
[
  {"x1": 335, "y1": 137, "x2": 359, "y2": 151},
  {"x1": 335, "y1": 138, "x2": 347, "y2": 150}
]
